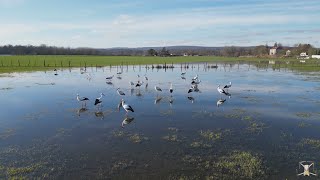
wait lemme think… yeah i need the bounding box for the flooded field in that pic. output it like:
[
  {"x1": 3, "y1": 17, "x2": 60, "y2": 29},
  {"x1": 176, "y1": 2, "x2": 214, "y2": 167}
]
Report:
[{"x1": 0, "y1": 63, "x2": 320, "y2": 179}]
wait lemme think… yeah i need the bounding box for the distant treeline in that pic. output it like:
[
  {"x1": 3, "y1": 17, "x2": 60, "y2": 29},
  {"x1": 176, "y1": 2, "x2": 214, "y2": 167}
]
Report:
[{"x1": 0, "y1": 43, "x2": 319, "y2": 57}]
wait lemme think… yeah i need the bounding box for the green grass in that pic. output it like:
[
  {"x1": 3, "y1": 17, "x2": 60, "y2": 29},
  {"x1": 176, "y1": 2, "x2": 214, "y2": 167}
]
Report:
[
  {"x1": 0, "y1": 55, "x2": 319, "y2": 73},
  {"x1": 0, "y1": 55, "x2": 229, "y2": 73}
]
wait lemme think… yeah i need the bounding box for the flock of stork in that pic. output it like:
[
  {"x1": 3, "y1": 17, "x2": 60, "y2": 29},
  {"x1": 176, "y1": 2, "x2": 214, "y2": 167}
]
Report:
[{"x1": 76, "y1": 71, "x2": 233, "y2": 116}]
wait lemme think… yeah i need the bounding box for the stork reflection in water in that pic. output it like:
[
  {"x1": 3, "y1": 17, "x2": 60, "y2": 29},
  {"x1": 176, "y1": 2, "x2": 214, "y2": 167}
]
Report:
[
  {"x1": 217, "y1": 99, "x2": 226, "y2": 107},
  {"x1": 154, "y1": 96, "x2": 162, "y2": 104},
  {"x1": 122, "y1": 116, "x2": 135, "y2": 128},
  {"x1": 169, "y1": 96, "x2": 174, "y2": 107},
  {"x1": 77, "y1": 107, "x2": 88, "y2": 116},
  {"x1": 187, "y1": 96, "x2": 195, "y2": 103},
  {"x1": 95, "y1": 111, "x2": 104, "y2": 120}
]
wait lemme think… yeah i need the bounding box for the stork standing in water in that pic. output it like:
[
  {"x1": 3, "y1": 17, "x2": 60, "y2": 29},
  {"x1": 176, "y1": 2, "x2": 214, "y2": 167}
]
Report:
[
  {"x1": 121, "y1": 99, "x2": 134, "y2": 115},
  {"x1": 136, "y1": 81, "x2": 143, "y2": 88},
  {"x1": 169, "y1": 83, "x2": 173, "y2": 93},
  {"x1": 117, "y1": 88, "x2": 125, "y2": 96},
  {"x1": 54, "y1": 69, "x2": 58, "y2": 76},
  {"x1": 144, "y1": 74, "x2": 148, "y2": 81},
  {"x1": 94, "y1": 93, "x2": 105, "y2": 109},
  {"x1": 192, "y1": 74, "x2": 198, "y2": 81},
  {"x1": 223, "y1": 82, "x2": 232, "y2": 92},
  {"x1": 129, "y1": 81, "x2": 135, "y2": 88},
  {"x1": 106, "y1": 75, "x2": 114, "y2": 80},
  {"x1": 217, "y1": 85, "x2": 231, "y2": 98},
  {"x1": 155, "y1": 85, "x2": 162, "y2": 96},
  {"x1": 76, "y1": 94, "x2": 89, "y2": 107}
]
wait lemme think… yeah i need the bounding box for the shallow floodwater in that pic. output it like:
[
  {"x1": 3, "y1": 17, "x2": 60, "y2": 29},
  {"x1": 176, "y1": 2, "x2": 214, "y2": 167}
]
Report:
[{"x1": 0, "y1": 63, "x2": 320, "y2": 179}]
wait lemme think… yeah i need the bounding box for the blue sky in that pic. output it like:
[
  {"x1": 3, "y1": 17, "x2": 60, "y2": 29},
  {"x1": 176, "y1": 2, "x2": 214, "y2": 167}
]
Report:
[{"x1": 0, "y1": 0, "x2": 319, "y2": 48}]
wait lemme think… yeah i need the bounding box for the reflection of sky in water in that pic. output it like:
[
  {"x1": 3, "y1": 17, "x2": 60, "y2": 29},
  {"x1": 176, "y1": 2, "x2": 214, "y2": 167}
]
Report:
[{"x1": 0, "y1": 63, "x2": 320, "y2": 178}]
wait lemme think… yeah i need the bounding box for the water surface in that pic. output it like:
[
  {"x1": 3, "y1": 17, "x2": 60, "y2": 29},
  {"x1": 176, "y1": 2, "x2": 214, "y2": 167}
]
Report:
[{"x1": 0, "y1": 63, "x2": 320, "y2": 179}]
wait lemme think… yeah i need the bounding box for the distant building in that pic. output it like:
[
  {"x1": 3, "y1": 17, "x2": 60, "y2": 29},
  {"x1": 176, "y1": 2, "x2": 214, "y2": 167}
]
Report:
[
  {"x1": 298, "y1": 52, "x2": 309, "y2": 59},
  {"x1": 285, "y1": 50, "x2": 291, "y2": 56},
  {"x1": 311, "y1": 55, "x2": 320, "y2": 59},
  {"x1": 183, "y1": 53, "x2": 189, "y2": 57},
  {"x1": 269, "y1": 47, "x2": 278, "y2": 55}
]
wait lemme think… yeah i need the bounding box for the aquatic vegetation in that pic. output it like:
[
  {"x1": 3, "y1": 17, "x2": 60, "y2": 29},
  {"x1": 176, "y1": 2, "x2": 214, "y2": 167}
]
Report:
[
  {"x1": 296, "y1": 112, "x2": 312, "y2": 118},
  {"x1": 160, "y1": 109, "x2": 174, "y2": 116},
  {"x1": 298, "y1": 121, "x2": 311, "y2": 128},
  {"x1": 0, "y1": 163, "x2": 44, "y2": 179},
  {"x1": 233, "y1": 108, "x2": 247, "y2": 114},
  {"x1": 192, "y1": 110, "x2": 214, "y2": 119},
  {"x1": 7, "y1": 164, "x2": 42, "y2": 176},
  {"x1": 182, "y1": 155, "x2": 202, "y2": 163},
  {"x1": 190, "y1": 141, "x2": 212, "y2": 148},
  {"x1": 111, "y1": 160, "x2": 134, "y2": 173},
  {"x1": 300, "y1": 138, "x2": 320, "y2": 149},
  {"x1": 23, "y1": 113, "x2": 41, "y2": 121},
  {"x1": 224, "y1": 113, "x2": 240, "y2": 119},
  {"x1": 0, "y1": 128, "x2": 16, "y2": 140},
  {"x1": 214, "y1": 151, "x2": 265, "y2": 179},
  {"x1": 163, "y1": 134, "x2": 180, "y2": 142},
  {"x1": 280, "y1": 131, "x2": 293, "y2": 141},
  {"x1": 199, "y1": 130, "x2": 222, "y2": 141},
  {"x1": 241, "y1": 96, "x2": 261, "y2": 103},
  {"x1": 242, "y1": 116, "x2": 252, "y2": 121},
  {"x1": 112, "y1": 130, "x2": 127, "y2": 138},
  {"x1": 112, "y1": 131, "x2": 149, "y2": 143},
  {"x1": 246, "y1": 121, "x2": 265, "y2": 134},
  {"x1": 224, "y1": 108, "x2": 247, "y2": 119},
  {"x1": 129, "y1": 133, "x2": 149, "y2": 144},
  {"x1": 168, "y1": 174, "x2": 203, "y2": 180},
  {"x1": 168, "y1": 127, "x2": 179, "y2": 132}
]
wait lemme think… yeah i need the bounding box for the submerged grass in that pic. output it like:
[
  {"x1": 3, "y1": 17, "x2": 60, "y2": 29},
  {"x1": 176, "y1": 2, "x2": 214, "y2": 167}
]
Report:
[
  {"x1": 296, "y1": 112, "x2": 312, "y2": 118},
  {"x1": 181, "y1": 151, "x2": 266, "y2": 179},
  {"x1": 199, "y1": 130, "x2": 222, "y2": 141},
  {"x1": 300, "y1": 138, "x2": 320, "y2": 149},
  {"x1": 0, "y1": 128, "x2": 16, "y2": 140},
  {"x1": 214, "y1": 151, "x2": 265, "y2": 179},
  {"x1": 163, "y1": 134, "x2": 180, "y2": 142},
  {"x1": 7, "y1": 163, "x2": 43, "y2": 176},
  {"x1": 112, "y1": 130, "x2": 149, "y2": 144}
]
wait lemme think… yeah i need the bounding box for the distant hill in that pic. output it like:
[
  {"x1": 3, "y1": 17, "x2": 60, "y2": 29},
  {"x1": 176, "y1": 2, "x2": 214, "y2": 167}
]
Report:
[{"x1": 0, "y1": 44, "x2": 316, "y2": 57}]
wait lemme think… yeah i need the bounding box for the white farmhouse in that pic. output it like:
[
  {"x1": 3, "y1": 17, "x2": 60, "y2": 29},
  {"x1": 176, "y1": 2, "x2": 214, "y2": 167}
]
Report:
[
  {"x1": 269, "y1": 47, "x2": 278, "y2": 55},
  {"x1": 311, "y1": 55, "x2": 320, "y2": 59},
  {"x1": 298, "y1": 52, "x2": 309, "y2": 59}
]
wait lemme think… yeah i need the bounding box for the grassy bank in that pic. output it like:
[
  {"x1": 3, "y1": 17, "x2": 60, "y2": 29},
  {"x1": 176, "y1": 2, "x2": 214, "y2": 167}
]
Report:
[{"x1": 0, "y1": 55, "x2": 318, "y2": 73}]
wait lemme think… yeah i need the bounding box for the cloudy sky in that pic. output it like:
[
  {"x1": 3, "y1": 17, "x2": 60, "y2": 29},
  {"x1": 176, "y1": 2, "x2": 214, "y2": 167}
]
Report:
[{"x1": 0, "y1": 0, "x2": 319, "y2": 48}]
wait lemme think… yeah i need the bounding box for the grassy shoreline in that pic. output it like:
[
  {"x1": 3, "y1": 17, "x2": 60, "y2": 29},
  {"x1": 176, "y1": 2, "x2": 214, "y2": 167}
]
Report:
[{"x1": 0, "y1": 55, "x2": 319, "y2": 73}]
